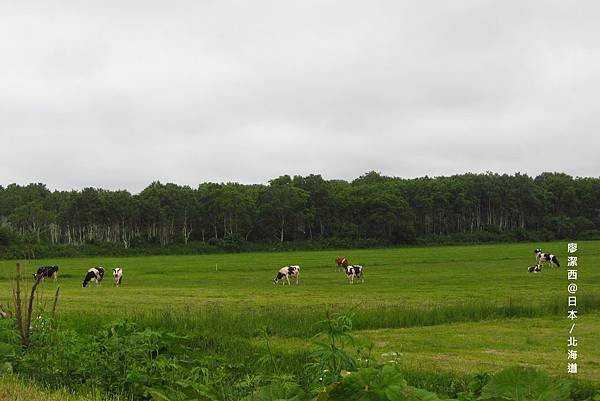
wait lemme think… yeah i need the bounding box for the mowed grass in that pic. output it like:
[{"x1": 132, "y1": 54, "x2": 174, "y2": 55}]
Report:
[
  {"x1": 262, "y1": 313, "x2": 600, "y2": 381},
  {"x1": 0, "y1": 240, "x2": 598, "y2": 381}
]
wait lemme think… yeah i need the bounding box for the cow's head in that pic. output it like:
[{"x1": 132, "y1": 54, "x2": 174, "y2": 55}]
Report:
[{"x1": 33, "y1": 268, "x2": 45, "y2": 280}]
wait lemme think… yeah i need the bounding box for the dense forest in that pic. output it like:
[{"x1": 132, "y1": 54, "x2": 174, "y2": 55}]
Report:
[{"x1": 0, "y1": 171, "x2": 599, "y2": 257}]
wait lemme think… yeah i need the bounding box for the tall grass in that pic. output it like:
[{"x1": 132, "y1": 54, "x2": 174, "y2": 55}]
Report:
[{"x1": 58, "y1": 294, "x2": 600, "y2": 339}]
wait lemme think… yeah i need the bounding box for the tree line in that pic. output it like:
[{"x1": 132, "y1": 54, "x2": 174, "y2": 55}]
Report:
[{"x1": 0, "y1": 171, "x2": 599, "y2": 254}]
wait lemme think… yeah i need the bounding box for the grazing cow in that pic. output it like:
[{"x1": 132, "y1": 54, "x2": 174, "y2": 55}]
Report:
[
  {"x1": 527, "y1": 265, "x2": 542, "y2": 273},
  {"x1": 112, "y1": 268, "x2": 123, "y2": 287},
  {"x1": 273, "y1": 265, "x2": 301, "y2": 285},
  {"x1": 534, "y1": 249, "x2": 560, "y2": 268},
  {"x1": 344, "y1": 265, "x2": 364, "y2": 284},
  {"x1": 33, "y1": 265, "x2": 59, "y2": 281},
  {"x1": 82, "y1": 267, "x2": 105, "y2": 288},
  {"x1": 335, "y1": 257, "x2": 350, "y2": 271}
]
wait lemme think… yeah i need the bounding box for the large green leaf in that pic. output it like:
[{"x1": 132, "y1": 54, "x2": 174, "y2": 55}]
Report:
[
  {"x1": 240, "y1": 382, "x2": 311, "y2": 401},
  {"x1": 391, "y1": 386, "x2": 444, "y2": 401},
  {"x1": 479, "y1": 367, "x2": 570, "y2": 401},
  {"x1": 0, "y1": 342, "x2": 16, "y2": 358},
  {"x1": 321, "y1": 365, "x2": 411, "y2": 401}
]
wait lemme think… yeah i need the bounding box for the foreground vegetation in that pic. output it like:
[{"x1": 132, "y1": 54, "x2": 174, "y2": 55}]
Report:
[{"x1": 0, "y1": 241, "x2": 598, "y2": 399}]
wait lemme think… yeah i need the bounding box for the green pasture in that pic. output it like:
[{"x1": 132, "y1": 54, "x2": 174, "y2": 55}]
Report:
[
  {"x1": 0, "y1": 240, "x2": 598, "y2": 382},
  {"x1": 262, "y1": 313, "x2": 600, "y2": 381}
]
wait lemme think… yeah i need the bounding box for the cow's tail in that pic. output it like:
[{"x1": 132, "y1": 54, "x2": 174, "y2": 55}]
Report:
[{"x1": 552, "y1": 256, "x2": 560, "y2": 267}]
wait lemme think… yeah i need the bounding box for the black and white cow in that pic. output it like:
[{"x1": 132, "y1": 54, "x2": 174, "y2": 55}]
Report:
[
  {"x1": 33, "y1": 265, "x2": 59, "y2": 281},
  {"x1": 344, "y1": 265, "x2": 364, "y2": 284},
  {"x1": 534, "y1": 249, "x2": 560, "y2": 268},
  {"x1": 82, "y1": 267, "x2": 105, "y2": 287},
  {"x1": 527, "y1": 265, "x2": 542, "y2": 273},
  {"x1": 273, "y1": 265, "x2": 301, "y2": 285},
  {"x1": 112, "y1": 268, "x2": 123, "y2": 287}
]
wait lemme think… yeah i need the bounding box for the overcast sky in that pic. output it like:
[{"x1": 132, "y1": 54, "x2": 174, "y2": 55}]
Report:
[{"x1": 1, "y1": 1, "x2": 598, "y2": 193}]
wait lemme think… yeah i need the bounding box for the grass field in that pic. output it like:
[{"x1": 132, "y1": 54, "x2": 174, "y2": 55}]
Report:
[
  {"x1": 0, "y1": 376, "x2": 97, "y2": 401},
  {"x1": 0, "y1": 240, "x2": 598, "y2": 397}
]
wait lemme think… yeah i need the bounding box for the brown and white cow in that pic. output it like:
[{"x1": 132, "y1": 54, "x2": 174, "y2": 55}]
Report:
[{"x1": 335, "y1": 257, "x2": 350, "y2": 271}]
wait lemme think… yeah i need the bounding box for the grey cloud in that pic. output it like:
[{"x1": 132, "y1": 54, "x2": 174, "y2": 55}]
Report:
[{"x1": 1, "y1": 1, "x2": 599, "y2": 193}]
